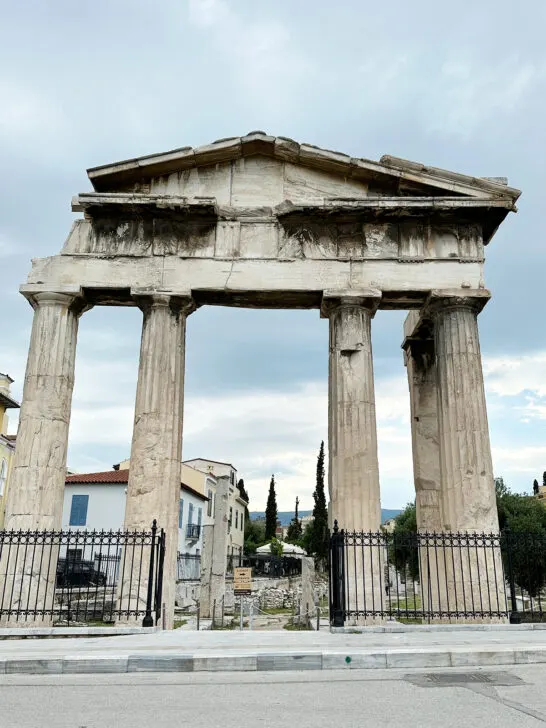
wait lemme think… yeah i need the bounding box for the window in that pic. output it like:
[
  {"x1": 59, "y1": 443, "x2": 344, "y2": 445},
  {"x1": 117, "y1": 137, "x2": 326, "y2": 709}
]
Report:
[
  {"x1": 197, "y1": 507, "x2": 202, "y2": 528},
  {"x1": 69, "y1": 494, "x2": 89, "y2": 527},
  {"x1": 230, "y1": 471, "x2": 235, "y2": 485},
  {"x1": 241, "y1": 512, "x2": 244, "y2": 531},
  {"x1": 0, "y1": 459, "x2": 7, "y2": 497},
  {"x1": 188, "y1": 502, "x2": 194, "y2": 525},
  {"x1": 207, "y1": 490, "x2": 213, "y2": 517},
  {"x1": 235, "y1": 510, "x2": 239, "y2": 529},
  {"x1": 178, "y1": 499, "x2": 184, "y2": 529}
]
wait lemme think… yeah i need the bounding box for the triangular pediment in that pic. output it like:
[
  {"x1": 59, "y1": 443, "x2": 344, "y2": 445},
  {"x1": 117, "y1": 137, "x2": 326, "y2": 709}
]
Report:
[{"x1": 87, "y1": 131, "x2": 520, "y2": 205}]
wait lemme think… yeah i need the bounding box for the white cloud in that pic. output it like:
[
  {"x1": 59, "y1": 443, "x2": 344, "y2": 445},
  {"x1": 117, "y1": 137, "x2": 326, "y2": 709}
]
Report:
[
  {"x1": 0, "y1": 80, "x2": 66, "y2": 141},
  {"x1": 356, "y1": 51, "x2": 545, "y2": 140},
  {"x1": 484, "y1": 352, "x2": 546, "y2": 398},
  {"x1": 188, "y1": 0, "x2": 230, "y2": 27},
  {"x1": 0, "y1": 233, "x2": 22, "y2": 258},
  {"x1": 427, "y1": 56, "x2": 546, "y2": 139},
  {"x1": 186, "y1": 0, "x2": 311, "y2": 101}
]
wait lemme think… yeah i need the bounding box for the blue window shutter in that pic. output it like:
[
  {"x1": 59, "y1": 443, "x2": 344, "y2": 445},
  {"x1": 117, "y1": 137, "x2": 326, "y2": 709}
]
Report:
[
  {"x1": 69, "y1": 494, "x2": 89, "y2": 527},
  {"x1": 188, "y1": 502, "x2": 194, "y2": 524},
  {"x1": 179, "y1": 499, "x2": 184, "y2": 529},
  {"x1": 197, "y1": 507, "x2": 202, "y2": 527}
]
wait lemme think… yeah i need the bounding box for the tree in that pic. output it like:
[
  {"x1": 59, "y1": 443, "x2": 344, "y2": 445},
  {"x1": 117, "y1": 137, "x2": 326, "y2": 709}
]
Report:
[
  {"x1": 244, "y1": 518, "x2": 265, "y2": 554},
  {"x1": 495, "y1": 477, "x2": 546, "y2": 597},
  {"x1": 534, "y1": 479, "x2": 540, "y2": 496},
  {"x1": 308, "y1": 441, "x2": 329, "y2": 566},
  {"x1": 265, "y1": 475, "x2": 278, "y2": 541},
  {"x1": 286, "y1": 496, "x2": 303, "y2": 543},
  {"x1": 389, "y1": 479, "x2": 546, "y2": 597},
  {"x1": 269, "y1": 537, "x2": 284, "y2": 557},
  {"x1": 237, "y1": 478, "x2": 250, "y2": 522},
  {"x1": 301, "y1": 520, "x2": 314, "y2": 554},
  {"x1": 390, "y1": 502, "x2": 419, "y2": 582},
  {"x1": 543, "y1": 471, "x2": 546, "y2": 489}
]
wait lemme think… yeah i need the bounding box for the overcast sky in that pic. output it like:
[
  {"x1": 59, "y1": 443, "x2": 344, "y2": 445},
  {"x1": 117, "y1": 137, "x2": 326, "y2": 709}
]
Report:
[{"x1": 1, "y1": 0, "x2": 545, "y2": 513}]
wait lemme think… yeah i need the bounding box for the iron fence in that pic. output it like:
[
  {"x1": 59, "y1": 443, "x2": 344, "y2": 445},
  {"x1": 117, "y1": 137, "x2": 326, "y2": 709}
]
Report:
[
  {"x1": 177, "y1": 552, "x2": 201, "y2": 581},
  {"x1": 245, "y1": 554, "x2": 302, "y2": 578},
  {"x1": 0, "y1": 520, "x2": 165, "y2": 626},
  {"x1": 329, "y1": 523, "x2": 546, "y2": 625}
]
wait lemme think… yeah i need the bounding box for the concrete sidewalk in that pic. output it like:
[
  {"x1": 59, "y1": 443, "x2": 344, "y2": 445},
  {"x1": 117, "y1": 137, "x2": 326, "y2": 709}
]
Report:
[{"x1": 1, "y1": 625, "x2": 546, "y2": 674}]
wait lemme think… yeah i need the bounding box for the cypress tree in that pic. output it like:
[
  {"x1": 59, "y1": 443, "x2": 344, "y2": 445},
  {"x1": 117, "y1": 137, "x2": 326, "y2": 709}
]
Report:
[
  {"x1": 309, "y1": 441, "x2": 329, "y2": 566},
  {"x1": 286, "y1": 496, "x2": 302, "y2": 542},
  {"x1": 237, "y1": 478, "x2": 250, "y2": 521},
  {"x1": 265, "y1": 474, "x2": 278, "y2": 540}
]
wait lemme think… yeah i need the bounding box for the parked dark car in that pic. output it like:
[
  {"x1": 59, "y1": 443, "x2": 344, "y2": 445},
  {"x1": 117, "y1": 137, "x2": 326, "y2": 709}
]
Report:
[{"x1": 56, "y1": 558, "x2": 107, "y2": 588}]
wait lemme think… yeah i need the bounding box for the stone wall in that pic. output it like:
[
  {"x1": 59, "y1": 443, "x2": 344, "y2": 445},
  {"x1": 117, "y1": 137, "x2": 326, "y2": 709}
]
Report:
[{"x1": 175, "y1": 575, "x2": 329, "y2": 614}]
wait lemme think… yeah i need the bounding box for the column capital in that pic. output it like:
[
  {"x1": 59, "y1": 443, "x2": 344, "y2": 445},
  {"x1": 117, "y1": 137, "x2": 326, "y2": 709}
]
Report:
[
  {"x1": 424, "y1": 288, "x2": 491, "y2": 317},
  {"x1": 130, "y1": 289, "x2": 198, "y2": 317},
  {"x1": 20, "y1": 285, "x2": 87, "y2": 315},
  {"x1": 320, "y1": 289, "x2": 381, "y2": 319}
]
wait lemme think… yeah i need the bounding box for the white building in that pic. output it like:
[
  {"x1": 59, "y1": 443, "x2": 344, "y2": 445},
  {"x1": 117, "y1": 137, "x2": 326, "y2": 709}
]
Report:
[
  {"x1": 63, "y1": 468, "x2": 208, "y2": 559},
  {"x1": 183, "y1": 458, "x2": 248, "y2": 559}
]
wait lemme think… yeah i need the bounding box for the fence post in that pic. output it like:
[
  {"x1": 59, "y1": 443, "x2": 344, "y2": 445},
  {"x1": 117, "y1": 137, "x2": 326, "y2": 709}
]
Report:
[
  {"x1": 330, "y1": 520, "x2": 345, "y2": 627},
  {"x1": 505, "y1": 526, "x2": 521, "y2": 625},
  {"x1": 154, "y1": 528, "x2": 166, "y2": 627},
  {"x1": 196, "y1": 602, "x2": 200, "y2": 631},
  {"x1": 142, "y1": 519, "x2": 157, "y2": 627}
]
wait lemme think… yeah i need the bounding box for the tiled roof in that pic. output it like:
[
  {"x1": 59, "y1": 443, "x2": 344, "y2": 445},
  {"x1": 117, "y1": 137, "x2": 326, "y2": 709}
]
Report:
[
  {"x1": 65, "y1": 469, "x2": 207, "y2": 500},
  {"x1": 66, "y1": 470, "x2": 129, "y2": 484}
]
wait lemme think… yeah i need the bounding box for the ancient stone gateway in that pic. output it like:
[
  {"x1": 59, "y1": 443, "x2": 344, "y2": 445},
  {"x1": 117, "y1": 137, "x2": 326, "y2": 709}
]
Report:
[{"x1": 3, "y1": 132, "x2": 520, "y2": 627}]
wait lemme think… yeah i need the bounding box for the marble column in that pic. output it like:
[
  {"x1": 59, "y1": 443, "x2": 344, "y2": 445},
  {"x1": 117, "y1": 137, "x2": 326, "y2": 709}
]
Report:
[
  {"x1": 430, "y1": 291, "x2": 498, "y2": 532},
  {"x1": 1, "y1": 290, "x2": 84, "y2": 625},
  {"x1": 428, "y1": 290, "x2": 506, "y2": 618},
  {"x1": 322, "y1": 290, "x2": 383, "y2": 622},
  {"x1": 322, "y1": 291, "x2": 382, "y2": 531},
  {"x1": 119, "y1": 292, "x2": 196, "y2": 629},
  {"x1": 199, "y1": 476, "x2": 230, "y2": 620},
  {"x1": 403, "y1": 335, "x2": 443, "y2": 532},
  {"x1": 403, "y1": 323, "x2": 447, "y2": 617}
]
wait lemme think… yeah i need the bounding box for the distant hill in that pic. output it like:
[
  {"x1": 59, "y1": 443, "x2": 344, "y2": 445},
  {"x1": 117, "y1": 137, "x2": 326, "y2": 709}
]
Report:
[{"x1": 250, "y1": 508, "x2": 402, "y2": 527}]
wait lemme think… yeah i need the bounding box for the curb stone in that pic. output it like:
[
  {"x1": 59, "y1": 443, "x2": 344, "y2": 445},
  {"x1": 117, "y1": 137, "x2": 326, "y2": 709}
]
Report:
[{"x1": 3, "y1": 646, "x2": 546, "y2": 674}]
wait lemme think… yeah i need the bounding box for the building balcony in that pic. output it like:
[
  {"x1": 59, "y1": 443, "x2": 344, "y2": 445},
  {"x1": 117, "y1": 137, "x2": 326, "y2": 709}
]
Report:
[{"x1": 186, "y1": 523, "x2": 201, "y2": 541}]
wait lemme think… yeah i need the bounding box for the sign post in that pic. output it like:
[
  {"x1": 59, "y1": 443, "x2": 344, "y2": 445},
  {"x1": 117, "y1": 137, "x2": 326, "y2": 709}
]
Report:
[{"x1": 234, "y1": 567, "x2": 252, "y2": 631}]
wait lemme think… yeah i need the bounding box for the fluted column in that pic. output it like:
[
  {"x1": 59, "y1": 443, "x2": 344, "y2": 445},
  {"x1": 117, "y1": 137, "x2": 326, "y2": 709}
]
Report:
[
  {"x1": 404, "y1": 325, "x2": 449, "y2": 617},
  {"x1": 120, "y1": 292, "x2": 196, "y2": 629},
  {"x1": 5, "y1": 292, "x2": 84, "y2": 530},
  {"x1": 404, "y1": 338, "x2": 442, "y2": 532},
  {"x1": 322, "y1": 290, "x2": 383, "y2": 623},
  {"x1": 428, "y1": 290, "x2": 506, "y2": 619},
  {"x1": 323, "y1": 291, "x2": 382, "y2": 530},
  {"x1": 1, "y1": 290, "x2": 85, "y2": 626},
  {"x1": 430, "y1": 291, "x2": 498, "y2": 532}
]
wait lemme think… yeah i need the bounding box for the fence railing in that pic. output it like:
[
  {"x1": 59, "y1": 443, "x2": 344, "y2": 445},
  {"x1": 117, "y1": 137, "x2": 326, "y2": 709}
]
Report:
[
  {"x1": 243, "y1": 554, "x2": 303, "y2": 578},
  {"x1": 0, "y1": 521, "x2": 165, "y2": 626},
  {"x1": 329, "y1": 523, "x2": 546, "y2": 625},
  {"x1": 177, "y1": 552, "x2": 201, "y2": 581}
]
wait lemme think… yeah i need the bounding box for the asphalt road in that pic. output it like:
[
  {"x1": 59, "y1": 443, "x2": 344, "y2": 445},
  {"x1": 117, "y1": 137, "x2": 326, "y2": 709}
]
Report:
[{"x1": 3, "y1": 665, "x2": 546, "y2": 727}]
